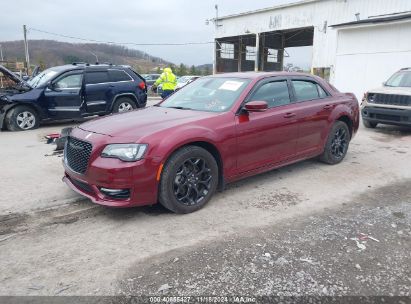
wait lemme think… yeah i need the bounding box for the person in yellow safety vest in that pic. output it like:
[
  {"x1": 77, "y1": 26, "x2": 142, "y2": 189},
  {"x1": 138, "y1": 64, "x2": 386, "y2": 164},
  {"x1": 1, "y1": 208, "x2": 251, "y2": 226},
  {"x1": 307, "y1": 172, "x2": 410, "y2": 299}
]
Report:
[{"x1": 152, "y1": 67, "x2": 177, "y2": 99}]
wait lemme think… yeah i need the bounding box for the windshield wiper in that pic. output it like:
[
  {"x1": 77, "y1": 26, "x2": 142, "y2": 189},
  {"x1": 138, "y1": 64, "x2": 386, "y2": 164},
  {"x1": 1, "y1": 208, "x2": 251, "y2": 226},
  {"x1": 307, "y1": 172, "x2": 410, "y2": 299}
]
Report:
[{"x1": 166, "y1": 106, "x2": 193, "y2": 110}]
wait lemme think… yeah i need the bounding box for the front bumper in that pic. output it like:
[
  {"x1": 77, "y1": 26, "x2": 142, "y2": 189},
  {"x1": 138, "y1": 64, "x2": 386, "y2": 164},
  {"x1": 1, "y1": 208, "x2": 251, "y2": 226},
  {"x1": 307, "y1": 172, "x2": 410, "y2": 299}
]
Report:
[
  {"x1": 63, "y1": 130, "x2": 161, "y2": 208},
  {"x1": 361, "y1": 105, "x2": 411, "y2": 127}
]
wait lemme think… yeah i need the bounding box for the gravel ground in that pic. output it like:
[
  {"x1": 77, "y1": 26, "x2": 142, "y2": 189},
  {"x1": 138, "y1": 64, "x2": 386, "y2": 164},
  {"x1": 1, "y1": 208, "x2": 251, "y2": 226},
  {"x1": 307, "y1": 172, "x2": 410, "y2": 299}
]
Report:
[
  {"x1": 119, "y1": 181, "x2": 411, "y2": 297},
  {"x1": 0, "y1": 123, "x2": 410, "y2": 301}
]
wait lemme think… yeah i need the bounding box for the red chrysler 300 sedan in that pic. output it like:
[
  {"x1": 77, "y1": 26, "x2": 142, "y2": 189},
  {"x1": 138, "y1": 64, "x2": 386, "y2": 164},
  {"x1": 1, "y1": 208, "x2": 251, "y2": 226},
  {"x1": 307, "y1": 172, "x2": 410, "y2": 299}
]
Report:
[{"x1": 63, "y1": 72, "x2": 359, "y2": 213}]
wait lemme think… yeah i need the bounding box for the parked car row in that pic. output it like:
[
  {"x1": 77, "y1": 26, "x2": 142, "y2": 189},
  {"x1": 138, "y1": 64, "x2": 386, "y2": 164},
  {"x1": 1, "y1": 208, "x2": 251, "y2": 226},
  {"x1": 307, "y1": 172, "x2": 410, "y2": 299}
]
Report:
[{"x1": 0, "y1": 63, "x2": 147, "y2": 131}]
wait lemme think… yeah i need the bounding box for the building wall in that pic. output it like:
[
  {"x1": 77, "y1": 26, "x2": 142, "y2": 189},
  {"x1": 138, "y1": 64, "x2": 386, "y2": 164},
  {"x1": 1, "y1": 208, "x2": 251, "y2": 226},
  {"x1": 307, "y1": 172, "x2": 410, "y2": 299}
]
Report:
[
  {"x1": 216, "y1": 0, "x2": 411, "y2": 83},
  {"x1": 334, "y1": 20, "x2": 411, "y2": 99}
]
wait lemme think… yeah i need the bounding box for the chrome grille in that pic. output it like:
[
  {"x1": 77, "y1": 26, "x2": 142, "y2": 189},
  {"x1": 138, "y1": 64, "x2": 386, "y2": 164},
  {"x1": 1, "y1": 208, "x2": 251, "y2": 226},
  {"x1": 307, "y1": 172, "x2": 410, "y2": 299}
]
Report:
[
  {"x1": 65, "y1": 137, "x2": 92, "y2": 174},
  {"x1": 369, "y1": 93, "x2": 411, "y2": 106}
]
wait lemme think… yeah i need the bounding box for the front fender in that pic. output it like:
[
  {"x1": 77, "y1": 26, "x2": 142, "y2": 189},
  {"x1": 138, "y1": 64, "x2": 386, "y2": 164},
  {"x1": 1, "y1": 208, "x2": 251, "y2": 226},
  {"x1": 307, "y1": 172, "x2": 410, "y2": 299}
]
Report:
[
  {"x1": 153, "y1": 125, "x2": 221, "y2": 163},
  {"x1": 0, "y1": 104, "x2": 14, "y2": 130}
]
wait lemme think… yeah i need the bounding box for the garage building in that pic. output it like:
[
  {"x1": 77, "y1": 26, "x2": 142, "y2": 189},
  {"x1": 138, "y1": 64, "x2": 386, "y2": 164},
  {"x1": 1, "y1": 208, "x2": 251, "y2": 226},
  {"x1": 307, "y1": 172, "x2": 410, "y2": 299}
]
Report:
[{"x1": 213, "y1": 0, "x2": 411, "y2": 99}]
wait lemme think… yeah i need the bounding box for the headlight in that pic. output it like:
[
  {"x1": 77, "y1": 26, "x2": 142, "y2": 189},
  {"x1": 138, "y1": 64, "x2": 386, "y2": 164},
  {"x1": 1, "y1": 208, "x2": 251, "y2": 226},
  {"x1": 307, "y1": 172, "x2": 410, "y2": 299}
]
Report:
[{"x1": 101, "y1": 144, "x2": 148, "y2": 162}]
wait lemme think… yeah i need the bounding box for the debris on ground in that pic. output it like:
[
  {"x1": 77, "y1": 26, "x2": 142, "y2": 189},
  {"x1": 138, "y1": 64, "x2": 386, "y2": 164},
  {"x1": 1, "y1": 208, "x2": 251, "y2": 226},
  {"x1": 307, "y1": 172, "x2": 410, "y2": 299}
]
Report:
[
  {"x1": 44, "y1": 127, "x2": 72, "y2": 151},
  {"x1": 350, "y1": 237, "x2": 367, "y2": 251},
  {"x1": 359, "y1": 233, "x2": 380, "y2": 242},
  {"x1": 157, "y1": 283, "x2": 172, "y2": 292}
]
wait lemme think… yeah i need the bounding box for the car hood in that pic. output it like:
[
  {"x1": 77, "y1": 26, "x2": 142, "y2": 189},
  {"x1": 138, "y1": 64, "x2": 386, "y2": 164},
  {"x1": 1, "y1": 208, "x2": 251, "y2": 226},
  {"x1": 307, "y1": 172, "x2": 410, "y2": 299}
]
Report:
[
  {"x1": 78, "y1": 106, "x2": 219, "y2": 139},
  {"x1": 0, "y1": 65, "x2": 25, "y2": 85},
  {"x1": 0, "y1": 65, "x2": 32, "y2": 96},
  {"x1": 369, "y1": 86, "x2": 411, "y2": 96}
]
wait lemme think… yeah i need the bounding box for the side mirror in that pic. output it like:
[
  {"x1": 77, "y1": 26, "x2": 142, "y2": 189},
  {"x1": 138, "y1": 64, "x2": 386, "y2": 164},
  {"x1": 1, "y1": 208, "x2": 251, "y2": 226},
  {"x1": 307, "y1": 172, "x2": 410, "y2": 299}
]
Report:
[
  {"x1": 244, "y1": 100, "x2": 268, "y2": 112},
  {"x1": 47, "y1": 82, "x2": 61, "y2": 92}
]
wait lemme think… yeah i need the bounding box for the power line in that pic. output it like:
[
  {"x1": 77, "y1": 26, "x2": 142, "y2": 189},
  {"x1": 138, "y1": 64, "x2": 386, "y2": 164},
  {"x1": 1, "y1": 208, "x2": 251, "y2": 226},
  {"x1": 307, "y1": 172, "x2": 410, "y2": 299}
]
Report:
[{"x1": 28, "y1": 27, "x2": 214, "y2": 46}]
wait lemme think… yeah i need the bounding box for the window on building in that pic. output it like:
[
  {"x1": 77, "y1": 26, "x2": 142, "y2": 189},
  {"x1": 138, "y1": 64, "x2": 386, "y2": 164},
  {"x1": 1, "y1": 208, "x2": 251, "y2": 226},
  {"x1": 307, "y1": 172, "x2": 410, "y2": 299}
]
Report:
[
  {"x1": 267, "y1": 49, "x2": 278, "y2": 63},
  {"x1": 220, "y1": 43, "x2": 234, "y2": 59},
  {"x1": 312, "y1": 67, "x2": 331, "y2": 82},
  {"x1": 246, "y1": 46, "x2": 256, "y2": 61}
]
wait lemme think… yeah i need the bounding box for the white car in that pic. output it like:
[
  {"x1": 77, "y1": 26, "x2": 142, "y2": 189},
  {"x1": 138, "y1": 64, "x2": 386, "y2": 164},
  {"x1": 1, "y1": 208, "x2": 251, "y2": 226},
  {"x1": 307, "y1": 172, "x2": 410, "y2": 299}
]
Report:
[{"x1": 175, "y1": 75, "x2": 201, "y2": 90}]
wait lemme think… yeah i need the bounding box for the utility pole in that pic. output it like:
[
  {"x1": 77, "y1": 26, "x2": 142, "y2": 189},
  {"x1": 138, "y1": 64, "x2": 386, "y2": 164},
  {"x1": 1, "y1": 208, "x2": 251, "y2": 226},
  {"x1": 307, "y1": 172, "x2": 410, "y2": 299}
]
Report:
[
  {"x1": 213, "y1": 4, "x2": 219, "y2": 75},
  {"x1": 23, "y1": 25, "x2": 30, "y2": 74},
  {"x1": 0, "y1": 44, "x2": 4, "y2": 61}
]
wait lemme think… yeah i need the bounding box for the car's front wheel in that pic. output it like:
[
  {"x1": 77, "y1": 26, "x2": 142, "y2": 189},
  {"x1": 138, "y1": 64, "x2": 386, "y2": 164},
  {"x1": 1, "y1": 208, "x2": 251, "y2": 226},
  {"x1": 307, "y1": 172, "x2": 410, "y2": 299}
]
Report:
[
  {"x1": 159, "y1": 146, "x2": 219, "y2": 214},
  {"x1": 5, "y1": 105, "x2": 40, "y2": 131},
  {"x1": 112, "y1": 97, "x2": 137, "y2": 113},
  {"x1": 319, "y1": 121, "x2": 351, "y2": 165}
]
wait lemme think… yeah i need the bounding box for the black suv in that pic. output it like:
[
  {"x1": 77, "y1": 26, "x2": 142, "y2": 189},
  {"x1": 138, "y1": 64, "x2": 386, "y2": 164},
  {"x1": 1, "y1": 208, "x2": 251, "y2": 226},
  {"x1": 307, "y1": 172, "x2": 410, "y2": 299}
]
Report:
[{"x1": 0, "y1": 63, "x2": 147, "y2": 131}]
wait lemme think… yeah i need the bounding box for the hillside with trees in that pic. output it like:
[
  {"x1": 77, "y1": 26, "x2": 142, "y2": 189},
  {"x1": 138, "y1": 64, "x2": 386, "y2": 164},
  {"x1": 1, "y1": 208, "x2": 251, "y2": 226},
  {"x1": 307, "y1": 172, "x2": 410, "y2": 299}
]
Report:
[{"x1": 0, "y1": 40, "x2": 211, "y2": 75}]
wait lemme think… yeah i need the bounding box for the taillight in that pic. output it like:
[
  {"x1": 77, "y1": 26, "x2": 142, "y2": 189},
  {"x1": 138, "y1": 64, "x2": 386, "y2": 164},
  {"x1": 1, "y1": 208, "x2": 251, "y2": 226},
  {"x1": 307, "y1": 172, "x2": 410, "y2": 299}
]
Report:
[{"x1": 138, "y1": 81, "x2": 146, "y2": 90}]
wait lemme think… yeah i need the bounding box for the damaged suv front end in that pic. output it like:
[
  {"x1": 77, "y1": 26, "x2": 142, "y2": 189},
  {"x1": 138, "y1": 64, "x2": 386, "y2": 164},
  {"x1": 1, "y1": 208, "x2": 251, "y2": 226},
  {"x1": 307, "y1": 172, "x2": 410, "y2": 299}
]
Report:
[{"x1": 0, "y1": 65, "x2": 32, "y2": 129}]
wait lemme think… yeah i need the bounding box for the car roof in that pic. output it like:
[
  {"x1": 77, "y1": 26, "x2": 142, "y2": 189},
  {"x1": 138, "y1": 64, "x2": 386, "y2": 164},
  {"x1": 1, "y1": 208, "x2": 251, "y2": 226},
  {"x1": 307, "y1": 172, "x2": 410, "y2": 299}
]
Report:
[
  {"x1": 209, "y1": 71, "x2": 315, "y2": 80},
  {"x1": 47, "y1": 64, "x2": 130, "y2": 73}
]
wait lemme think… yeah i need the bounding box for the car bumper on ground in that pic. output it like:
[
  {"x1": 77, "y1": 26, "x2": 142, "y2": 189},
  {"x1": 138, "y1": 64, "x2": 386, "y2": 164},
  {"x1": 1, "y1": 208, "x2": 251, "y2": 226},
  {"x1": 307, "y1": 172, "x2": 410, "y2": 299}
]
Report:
[{"x1": 361, "y1": 105, "x2": 411, "y2": 126}]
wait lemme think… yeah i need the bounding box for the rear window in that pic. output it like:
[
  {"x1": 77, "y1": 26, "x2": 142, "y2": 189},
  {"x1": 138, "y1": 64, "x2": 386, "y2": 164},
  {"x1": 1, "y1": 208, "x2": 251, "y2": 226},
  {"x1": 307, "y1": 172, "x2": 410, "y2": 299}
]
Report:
[
  {"x1": 108, "y1": 70, "x2": 132, "y2": 82},
  {"x1": 85, "y1": 71, "x2": 109, "y2": 84}
]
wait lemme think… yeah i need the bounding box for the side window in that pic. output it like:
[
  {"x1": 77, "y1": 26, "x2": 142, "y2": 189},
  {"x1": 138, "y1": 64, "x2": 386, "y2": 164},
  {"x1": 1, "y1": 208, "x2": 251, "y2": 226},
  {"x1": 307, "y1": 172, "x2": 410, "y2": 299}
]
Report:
[
  {"x1": 251, "y1": 81, "x2": 290, "y2": 108},
  {"x1": 317, "y1": 84, "x2": 328, "y2": 98},
  {"x1": 54, "y1": 74, "x2": 83, "y2": 89},
  {"x1": 292, "y1": 80, "x2": 328, "y2": 101},
  {"x1": 85, "y1": 71, "x2": 109, "y2": 84},
  {"x1": 109, "y1": 70, "x2": 132, "y2": 82}
]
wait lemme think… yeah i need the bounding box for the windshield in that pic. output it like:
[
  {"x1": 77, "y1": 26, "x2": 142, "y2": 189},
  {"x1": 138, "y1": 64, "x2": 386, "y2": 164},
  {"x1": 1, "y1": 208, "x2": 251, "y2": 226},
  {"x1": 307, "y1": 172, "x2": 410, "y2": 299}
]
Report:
[
  {"x1": 385, "y1": 71, "x2": 411, "y2": 87},
  {"x1": 27, "y1": 69, "x2": 58, "y2": 88},
  {"x1": 160, "y1": 77, "x2": 251, "y2": 112}
]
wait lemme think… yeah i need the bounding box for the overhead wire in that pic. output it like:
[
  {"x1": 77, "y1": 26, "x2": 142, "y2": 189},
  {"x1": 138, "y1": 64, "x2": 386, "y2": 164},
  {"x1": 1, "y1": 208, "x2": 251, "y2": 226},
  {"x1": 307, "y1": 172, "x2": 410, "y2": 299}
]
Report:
[{"x1": 28, "y1": 27, "x2": 215, "y2": 46}]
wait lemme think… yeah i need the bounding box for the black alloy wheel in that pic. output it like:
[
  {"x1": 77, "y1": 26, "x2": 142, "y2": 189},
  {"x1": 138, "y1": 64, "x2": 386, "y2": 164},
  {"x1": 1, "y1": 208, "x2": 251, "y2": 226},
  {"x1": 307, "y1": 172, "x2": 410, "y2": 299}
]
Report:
[
  {"x1": 159, "y1": 146, "x2": 218, "y2": 214},
  {"x1": 319, "y1": 121, "x2": 351, "y2": 165},
  {"x1": 173, "y1": 157, "x2": 212, "y2": 206},
  {"x1": 330, "y1": 127, "x2": 348, "y2": 160}
]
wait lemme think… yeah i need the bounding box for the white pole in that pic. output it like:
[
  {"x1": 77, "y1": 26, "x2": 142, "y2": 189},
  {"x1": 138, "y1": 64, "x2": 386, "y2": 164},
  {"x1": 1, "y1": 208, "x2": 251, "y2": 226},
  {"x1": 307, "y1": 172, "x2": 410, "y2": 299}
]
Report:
[{"x1": 255, "y1": 33, "x2": 260, "y2": 72}]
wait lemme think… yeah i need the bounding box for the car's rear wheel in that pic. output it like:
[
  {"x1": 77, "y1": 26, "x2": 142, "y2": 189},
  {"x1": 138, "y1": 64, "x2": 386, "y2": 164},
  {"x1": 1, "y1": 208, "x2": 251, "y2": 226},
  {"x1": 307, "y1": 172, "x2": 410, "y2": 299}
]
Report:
[
  {"x1": 159, "y1": 146, "x2": 218, "y2": 214},
  {"x1": 363, "y1": 119, "x2": 378, "y2": 128},
  {"x1": 5, "y1": 105, "x2": 40, "y2": 131},
  {"x1": 112, "y1": 97, "x2": 137, "y2": 113},
  {"x1": 319, "y1": 121, "x2": 351, "y2": 165}
]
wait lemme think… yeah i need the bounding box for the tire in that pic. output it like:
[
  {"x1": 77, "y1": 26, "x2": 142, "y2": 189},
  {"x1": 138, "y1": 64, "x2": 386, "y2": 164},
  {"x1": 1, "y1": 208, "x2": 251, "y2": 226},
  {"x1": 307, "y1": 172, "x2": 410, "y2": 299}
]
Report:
[
  {"x1": 319, "y1": 121, "x2": 351, "y2": 165},
  {"x1": 5, "y1": 105, "x2": 40, "y2": 131},
  {"x1": 159, "y1": 146, "x2": 219, "y2": 214},
  {"x1": 363, "y1": 119, "x2": 378, "y2": 128},
  {"x1": 112, "y1": 97, "x2": 137, "y2": 113}
]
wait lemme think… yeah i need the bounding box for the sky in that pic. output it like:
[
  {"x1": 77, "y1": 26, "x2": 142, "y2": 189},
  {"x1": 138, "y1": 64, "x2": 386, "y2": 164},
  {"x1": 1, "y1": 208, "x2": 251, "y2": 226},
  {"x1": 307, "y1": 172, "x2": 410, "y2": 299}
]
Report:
[{"x1": 0, "y1": 0, "x2": 311, "y2": 68}]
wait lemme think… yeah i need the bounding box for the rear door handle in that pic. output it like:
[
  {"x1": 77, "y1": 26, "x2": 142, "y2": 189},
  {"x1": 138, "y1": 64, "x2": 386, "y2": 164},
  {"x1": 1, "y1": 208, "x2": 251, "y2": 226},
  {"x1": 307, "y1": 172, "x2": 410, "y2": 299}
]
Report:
[
  {"x1": 283, "y1": 112, "x2": 296, "y2": 118},
  {"x1": 323, "y1": 104, "x2": 333, "y2": 110}
]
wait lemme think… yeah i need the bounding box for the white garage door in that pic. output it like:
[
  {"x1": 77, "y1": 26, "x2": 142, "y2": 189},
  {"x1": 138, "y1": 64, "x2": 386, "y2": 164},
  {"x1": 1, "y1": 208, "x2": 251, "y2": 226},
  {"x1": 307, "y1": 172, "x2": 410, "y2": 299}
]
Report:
[{"x1": 333, "y1": 20, "x2": 411, "y2": 100}]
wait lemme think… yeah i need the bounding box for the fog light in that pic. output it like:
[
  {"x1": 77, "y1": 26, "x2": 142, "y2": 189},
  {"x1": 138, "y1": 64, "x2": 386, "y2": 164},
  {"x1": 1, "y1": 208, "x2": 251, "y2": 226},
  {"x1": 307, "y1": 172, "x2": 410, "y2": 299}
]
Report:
[{"x1": 99, "y1": 187, "x2": 130, "y2": 200}]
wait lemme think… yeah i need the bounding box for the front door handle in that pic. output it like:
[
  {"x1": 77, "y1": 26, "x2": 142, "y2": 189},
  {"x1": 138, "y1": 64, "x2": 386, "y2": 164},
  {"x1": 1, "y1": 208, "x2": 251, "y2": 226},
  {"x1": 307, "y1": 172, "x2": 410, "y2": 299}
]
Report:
[
  {"x1": 283, "y1": 112, "x2": 296, "y2": 118},
  {"x1": 323, "y1": 104, "x2": 333, "y2": 110}
]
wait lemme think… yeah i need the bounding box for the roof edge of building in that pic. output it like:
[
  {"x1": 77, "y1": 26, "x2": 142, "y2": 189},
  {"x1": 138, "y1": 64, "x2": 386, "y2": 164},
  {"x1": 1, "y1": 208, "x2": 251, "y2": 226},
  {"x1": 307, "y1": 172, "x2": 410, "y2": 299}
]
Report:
[
  {"x1": 215, "y1": 0, "x2": 320, "y2": 21},
  {"x1": 330, "y1": 11, "x2": 411, "y2": 28}
]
